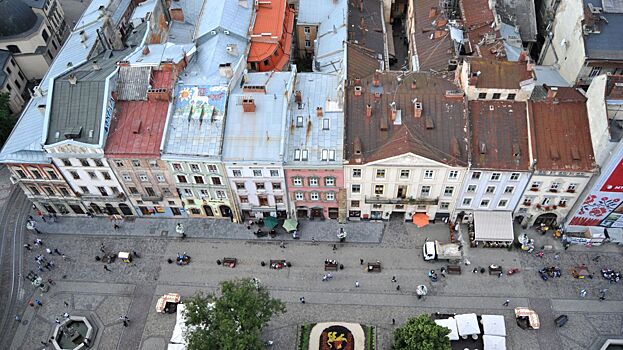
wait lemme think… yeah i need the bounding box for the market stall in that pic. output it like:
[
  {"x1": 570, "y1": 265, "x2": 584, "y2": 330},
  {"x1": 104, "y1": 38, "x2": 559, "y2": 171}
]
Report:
[
  {"x1": 483, "y1": 334, "x2": 506, "y2": 350},
  {"x1": 472, "y1": 211, "x2": 514, "y2": 247},
  {"x1": 455, "y1": 313, "x2": 480, "y2": 338},
  {"x1": 481, "y1": 315, "x2": 506, "y2": 337},
  {"x1": 434, "y1": 318, "x2": 459, "y2": 340}
]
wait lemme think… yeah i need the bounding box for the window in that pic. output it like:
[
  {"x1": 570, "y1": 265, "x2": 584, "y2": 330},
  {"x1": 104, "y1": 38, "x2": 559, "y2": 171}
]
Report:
[
  {"x1": 294, "y1": 149, "x2": 301, "y2": 161},
  {"x1": 490, "y1": 173, "x2": 501, "y2": 181},
  {"x1": 472, "y1": 171, "x2": 481, "y2": 179},
  {"x1": 374, "y1": 185, "x2": 384, "y2": 194},
  {"x1": 309, "y1": 177, "x2": 319, "y2": 186},
  {"x1": 177, "y1": 175, "x2": 188, "y2": 183},
  {"x1": 270, "y1": 170, "x2": 279, "y2": 177},
  {"x1": 70, "y1": 171, "x2": 80, "y2": 179},
  {"x1": 80, "y1": 159, "x2": 90, "y2": 166},
  {"x1": 421, "y1": 186, "x2": 431, "y2": 197},
  {"x1": 467, "y1": 185, "x2": 477, "y2": 193},
  {"x1": 145, "y1": 187, "x2": 156, "y2": 196},
  {"x1": 541, "y1": 197, "x2": 551, "y2": 206},
  {"x1": 530, "y1": 182, "x2": 541, "y2": 190},
  {"x1": 263, "y1": 59, "x2": 270, "y2": 67},
  {"x1": 190, "y1": 164, "x2": 200, "y2": 172},
  {"x1": 567, "y1": 184, "x2": 577, "y2": 192},
  {"x1": 7, "y1": 45, "x2": 21, "y2": 54},
  {"x1": 376, "y1": 169, "x2": 386, "y2": 178},
  {"x1": 301, "y1": 150, "x2": 309, "y2": 161},
  {"x1": 216, "y1": 190, "x2": 226, "y2": 199},
  {"x1": 207, "y1": 165, "x2": 218, "y2": 173},
  {"x1": 440, "y1": 202, "x2": 450, "y2": 210},
  {"x1": 322, "y1": 118, "x2": 330, "y2": 130},
  {"x1": 325, "y1": 177, "x2": 335, "y2": 186},
  {"x1": 463, "y1": 198, "x2": 472, "y2": 206},
  {"x1": 97, "y1": 187, "x2": 108, "y2": 196},
  {"x1": 80, "y1": 186, "x2": 89, "y2": 194},
  {"x1": 492, "y1": 93, "x2": 501, "y2": 100},
  {"x1": 256, "y1": 182, "x2": 265, "y2": 190},
  {"x1": 293, "y1": 177, "x2": 303, "y2": 186},
  {"x1": 400, "y1": 170, "x2": 410, "y2": 179},
  {"x1": 424, "y1": 170, "x2": 434, "y2": 179},
  {"x1": 550, "y1": 182, "x2": 560, "y2": 191},
  {"x1": 523, "y1": 197, "x2": 533, "y2": 205},
  {"x1": 137, "y1": 174, "x2": 148, "y2": 182},
  {"x1": 156, "y1": 174, "x2": 165, "y2": 182},
  {"x1": 182, "y1": 188, "x2": 193, "y2": 197},
  {"x1": 120, "y1": 173, "x2": 131, "y2": 182},
  {"x1": 235, "y1": 182, "x2": 245, "y2": 190},
  {"x1": 310, "y1": 192, "x2": 320, "y2": 201},
  {"x1": 478, "y1": 92, "x2": 487, "y2": 99},
  {"x1": 232, "y1": 170, "x2": 242, "y2": 177},
  {"x1": 304, "y1": 26, "x2": 311, "y2": 34},
  {"x1": 172, "y1": 163, "x2": 183, "y2": 171},
  {"x1": 102, "y1": 171, "x2": 111, "y2": 180},
  {"x1": 486, "y1": 186, "x2": 495, "y2": 193},
  {"x1": 448, "y1": 170, "x2": 459, "y2": 179},
  {"x1": 87, "y1": 171, "x2": 97, "y2": 179},
  {"x1": 296, "y1": 116, "x2": 304, "y2": 127},
  {"x1": 162, "y1": 188, "x2": 172, "y2": 196},
  {"x1": 29, "y1": 186, "x2": 41, "y2": 195},
  {"x1": 510, "y1": 172, "x2": 520, "y2": 181},
  {"x1": 211, "y1": 177, "x2": 222, "y2": 185},
  {"x1": 352, "y1": 169, "x2": 362, "y2": 178},
  {"x1": 351, "y1": 200, "x2": 360, "y2": 207},
  {"x1": 326, "y1": 192, "x2": 335, "y2": 201},
  {"x1": 31, "y1": 170, "x2": 42, "y2": 179},
  {"x1": 15, "y1": 169, "x2": 26, "y2": 178},
  {"x1": 253, "y1": 169, "x2": 262, "y2": 177},
  {"x1": 295, "y1": 192, "x2": 304, "y2": 200},
  {"x1": 480, "y1": 199, "x2": 490, "y2": 207},
  {"x1": 132, "y1": 160, "x2": 141, "y2": 167},
  {"x1": 42, "y1": 28, "x2": 50, "y2": 41},
  {"x1": 559, "y1": 198, "x2": 568, "y2": 207},
  {"x1": 304, "y1": 40, "x2": 311, "y2": 48},
  {"x1": 111, "y1": 187, "x2": 119, "y2": 195},
  {"x1": 128, "y1": 186, "x2": 138, "y2": 194},
  {"x1": 46, "y1": 170, "x2": 58, "y2": 180},
  {"x1": 507, "y1": 93, "x2": 516, "y2": 100},
  {"x1": 504, "y1": 186, "x2": 514, "y2": 194},
  {"x1": 498, "y1": 199, "x2": 508, "y2": 208},
  {"x1": 272, "y1": 182, "x2": 281, "y2": 190},
  {"x1": 351, "y1": 184, "x2": 361, "y2": 193},
  {"x1": 274, "y1": 195, "x2": 283, "y2": 204},
  {"x1": 444, "y1": 186, "x2": 454, "y2": 196},
  {"x1": 239, "y1": 195, "x2": 249, "y2": 203},
  {"x1": 194, "y1": 176, "x2": 205, "y2": 184},
  {"x1": 321, "y1": 149, "x2": 329, "y2": 161},
  {"x1": 43, "y1": 186, "x2": 55, "y2": 196},
  {"x1": 589, "y1": 66, "x2": 602, "y2": 77},
  {"x1": 59, "y1": 187, "x2": 70, "y2": 196},
  {"x1": 94, "y1": 159, "x2": 104, "y2": 167},
  {"x1": 115, "y1": 160, "x2": 124, "y2": 167}
]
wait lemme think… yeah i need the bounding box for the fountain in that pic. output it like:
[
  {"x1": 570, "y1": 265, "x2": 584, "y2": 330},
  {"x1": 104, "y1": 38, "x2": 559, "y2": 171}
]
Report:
[{"x1": 51, "y1": 316, "x2": 95, "y2": 350}]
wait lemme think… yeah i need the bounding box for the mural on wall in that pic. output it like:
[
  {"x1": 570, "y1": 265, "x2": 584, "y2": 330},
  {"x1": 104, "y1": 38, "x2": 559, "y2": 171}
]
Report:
[
  {"x1": 173, "y1": 85, "x2": 226, "y2": 123},
  {"x1": 569, "y1": 156, "x2": 623, "y2": 227}
]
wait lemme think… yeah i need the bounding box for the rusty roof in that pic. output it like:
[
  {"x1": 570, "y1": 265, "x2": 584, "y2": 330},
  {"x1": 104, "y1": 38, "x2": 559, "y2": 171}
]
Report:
[
  {"x1": 345, "y1": 71, "x2": 468, "y2": 166},
  {"x1": 606, "y1": 75, "x2": 623, "y2": 100},
  {"x1": 347, "y1": 0, "x2": 386, "y2": 61},
  {"x1": 468, "y1": 59, "x2": 533, "y2": 89},
  {"x1": 105, "y1": 70, "x2": 172, "y2": 158},
  {"x1": 469, "y1": 100, "x2": 530, "y2": 170},
  {"x1": 411, "y1": 0, "x2": 456, "y2": 71},
  {"x1": 460, "y1": 0, "x2": 505, "y2": 59},
  {"x1": 346, "y1": 43, "x2": 381, "y2": 81},
  {"x1": 528, "y1": 96, "x2": 595, "y2": 172}
]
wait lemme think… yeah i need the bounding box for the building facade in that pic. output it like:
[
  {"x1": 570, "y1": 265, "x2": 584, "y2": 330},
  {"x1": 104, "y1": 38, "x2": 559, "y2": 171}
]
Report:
[{"x1": 0, "y1": 51, "x2": 28, "y2": 113}]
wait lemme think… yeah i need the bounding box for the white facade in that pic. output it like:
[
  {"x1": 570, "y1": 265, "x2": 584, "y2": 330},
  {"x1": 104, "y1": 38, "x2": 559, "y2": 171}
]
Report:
[
  {"x1": 455, "y1": 170, "x2": 531, "y2": 216},
  {"x1": 344, "y1": 153, "x2": 466, "y2": 221},
  {"x1": 515, "y1": 171, "x2": 592, "y2": 226},
  {"x1": 225, "y1": 164, "x2": 288, "y2": 219},
  {"x1": 1, "y1": 56, "x2": 27, "y2": 113}
]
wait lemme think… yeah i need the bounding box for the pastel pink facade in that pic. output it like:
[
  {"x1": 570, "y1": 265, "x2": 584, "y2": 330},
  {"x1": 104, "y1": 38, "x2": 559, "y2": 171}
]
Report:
[{"x1": 285, "y1": 168, "x2": 344, "y2": 220}]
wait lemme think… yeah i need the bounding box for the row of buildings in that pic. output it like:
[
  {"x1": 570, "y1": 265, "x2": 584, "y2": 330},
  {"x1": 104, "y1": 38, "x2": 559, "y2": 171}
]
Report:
[{"x1": 0, "y1": 0, "x2": 622, "y2": 239}]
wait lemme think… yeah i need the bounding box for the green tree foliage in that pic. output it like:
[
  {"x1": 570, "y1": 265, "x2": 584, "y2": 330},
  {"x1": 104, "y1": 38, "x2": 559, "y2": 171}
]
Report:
[
  {"x1": 0, "y1": 92, "x2": 16, "y2": 148},
  {"x1": 393, "y1": 314, "x2": 451, "y2": 350},
  {"x1": 184, "y1": 278, "x2": 286, "y2": 350}
]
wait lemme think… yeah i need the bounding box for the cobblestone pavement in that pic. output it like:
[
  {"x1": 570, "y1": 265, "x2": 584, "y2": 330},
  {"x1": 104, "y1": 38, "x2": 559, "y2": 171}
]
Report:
[{"x1": 1, "y1": 183, "x2": 622, "y2": 350}]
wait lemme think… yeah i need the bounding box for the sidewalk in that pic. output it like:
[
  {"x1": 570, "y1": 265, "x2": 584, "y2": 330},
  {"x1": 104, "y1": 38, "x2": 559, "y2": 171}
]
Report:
[{"x1": 33, "y1": 216, "x2": 385, "y2": 243}]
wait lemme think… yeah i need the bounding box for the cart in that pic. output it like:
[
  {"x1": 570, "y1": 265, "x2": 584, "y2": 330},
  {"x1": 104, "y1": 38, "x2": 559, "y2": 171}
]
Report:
[
  {"x1": 488, "y1": 264, "x2": 503, "y2": 275},
  {"x1": 156, "y1": 293, "x2": 181, "y2": 314},
  {"x1": 176, "y1": 253, "x2": 191, "y2": 266},
  {"x1": 222, "y1": 257, "x2": 237, "y2": 268},
  {"x1": 367, "y1": 261, "x2": 382, "y2": 272},
  {"x1": 572, "y1": 265, "x2": 590, "y2": 279},
  {"x1": 118, "y1": 252, "x2": 132, "y2": 263},
  {"x1": 269, "y1": 260, "x2": 288, "y2": 269},
  {"x1": 324, "y1": 259, "x2": 339, "y2": 271},
  {"x1": 446, "y1": 264, "x2": 462, "y2": 275}
]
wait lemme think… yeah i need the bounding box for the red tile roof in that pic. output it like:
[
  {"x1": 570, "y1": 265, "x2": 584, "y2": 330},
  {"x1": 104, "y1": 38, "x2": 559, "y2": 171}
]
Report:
[
  {"x1": 411, "y1": 0, "x2": 455, "y2": 71},
  {"x1": 105, "y1": 70, "x2": 172, "y2": 158},
  {"x1": 469, "y1": 101, "x2": 530, "y2": 170},
  {"x1": 528, "y1": 94, "x2": 595, "y2": 172},
  {"x1": 460, "y1": 0, "x2": 505, "y2": 59},
  {"x1": 248, "y1": 0, "x2": 294, "y2": 71},
  {"x1": 469, "y1": 59, "x2": 533, "y2": 89}
]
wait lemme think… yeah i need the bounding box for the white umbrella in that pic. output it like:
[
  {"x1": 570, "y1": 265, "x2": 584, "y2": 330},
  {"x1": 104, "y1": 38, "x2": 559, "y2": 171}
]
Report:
[{"x1": 416, "y1": 285, "x2": 428, "y2": 296}]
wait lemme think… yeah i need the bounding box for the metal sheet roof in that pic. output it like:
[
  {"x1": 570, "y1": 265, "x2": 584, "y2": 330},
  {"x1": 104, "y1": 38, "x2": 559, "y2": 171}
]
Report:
[
  {"x1": 116, "y1": 66, "x2": 151, "y2": 101},
  {"x1": 473, "y1": 211, "x2": 514, "y2": 242},
  {"x1": 124, "y1": 43, "x2": 195, "y2": 66},
  {"x1": 584, "y1": 0, "x2": 623, "y2": 60},
  {"x1": 0, "y1": 96, "x2": 49, "y2": 164},
  {"x1": 195, "y1": 0, "x2": 253, "y2": 42},
  {"x1": 313, "y1": 7, "x2": 347, "y2": 74},
  {"x1": 298, "y1": 0, "x2": 346, "y2": 24}
]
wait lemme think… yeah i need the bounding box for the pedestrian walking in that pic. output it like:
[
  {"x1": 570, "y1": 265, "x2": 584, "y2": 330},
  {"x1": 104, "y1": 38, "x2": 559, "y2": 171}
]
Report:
[
  {"x1": 24, "y1": 244, "x2": 32, "y2": 250},
  {"x1": 113, "y1": 223, "x2": 120, "y2": 230},
  {"x1": 392, "y1": 318, "x2": 396, "y2": 325},
  {"x1": 34, "y1": 228, "x2": 42, "y2": 234},
  {"x1": 396, "y1": 285, "x2": 401, "y2": 291},
  {"x1": 279, "y1": 241, "x2": 286, "y2": 249},
  {"x1": 360, "y1": 259, "x2": 364, "y2": 265},
  {"x1": 28, "y1": 215, "x2": 34, "y2": 221},
  {"x1": 62, "y1": 254, "x2": 67, "y2": 260},
  {"x1": 391, "y1": 276, "x2": 397, "y2": 283},
  {"x1": 503, "y1": 299, "x2": 510, "y2": 307},
  {"x1": 35, "y1": 299, "x2": 43, "y2": 306},
  {"x1": 123, "y1": 320, "x2": 128, "y2": 327},
  {"x1": 473, "y1": 268, "x2": 478, "y2": 273},
  {"x1": 15, "y1": 315, "x2": 21, "y2": 322},
  {"x1": 41, "y1": 215, "x2": 47, "y2": 223},
  {"x1": 355, "y1": 281, "x2": 360, "y2": 288},
  {"x1": 311, "y1": 237, "x2": 316, "y2": 244},
  {"x1": 55, "y1": 318, "x2": 61, "y2": 324},
  {"x1": 47, "y1": 278, "x2": 55, "y2": 285},
  {"x1": 100, "y1": 243, "x2": 105, "y2": 253},
  {"x1": 299, "y1": 297, "x2": 306, "y2": 304},
  {"x1": 64, "y1": 301, "x2": 69, "y2": 307},
  {"x1": 54, "y1": 248, "x2": 61, "y2": 255},
  {"x1": 332, "y1": 244, "x2": 337, "y2": 251},
  {"x1": 322, "y1": 274, "x2": 328, "y2": 282},
  {"x1": 599, "y1": 288, "x2": 608, "y2": 301},
  {"x1": 44, "y1": 262, "x2": 52, "y2": 270},
  {"x1": 29, "y1": 300, "x2": 35, "y2": 307},
  {"x1": 103, "y1": 265, "x2": 110, "y2": 272},
  {"x1": 41, "y1": 341, "x2": 48, "y2": 346},
  {"x1": 34, "y1": 238, "x2": 43, "y2": 246},
  {"x1": 498, "y1": 272, "x2": 503, "y2": 278},
  {"x1": 327, "y1": 273, "x2": 332, "y2": 279},
  {"x1": 49, "y1": 260, "x2": 55, "y2": 268},
  {"x1": 46, "y1": 248, "x2": 52, "y2": 254},
  {"x1": 132, "y1": 251, "x2": 139, "y2": 258}
]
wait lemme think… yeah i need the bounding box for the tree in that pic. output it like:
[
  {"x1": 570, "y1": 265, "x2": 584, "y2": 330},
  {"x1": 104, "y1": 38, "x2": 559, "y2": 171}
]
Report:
[
  {"x1": 0, "y1": 92, "x2": 17, "y2": 148},
  {"x1": 184, "y1": 278, "x2": 286, "y2": 350},
  {"x1": 393, "y1": 314, "x2": 451, "y2": 350}
]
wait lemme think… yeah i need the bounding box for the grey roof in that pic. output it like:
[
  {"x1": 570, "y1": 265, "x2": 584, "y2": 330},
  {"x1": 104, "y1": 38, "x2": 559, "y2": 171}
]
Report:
[
  {"x1": 21, "y1": 0, "x2": 45, "y2": 9},
  {"x1": 116, "y1": 66, "x2": 151, "y2": 100},
  {"x1": 500, "y1": 23, "x2": 523, "y2": 61},
  {"x1": 181, "y1": 33, "x2": 248, "y2": 86},
  {"x1": 602, "y1": 0, "x2": 623, "y2": 13},
  {"x1": 313, "y1": 3, "x2": 347, "y2": 74},
  {"x1": 0, "y1": 96, "x2": 49, "y2": 163},
  {"x1": 495, "y1": 0, "x2": 537, "y2": 42},
  {"x1": 0, "y1": 0, "x2": 38, "y2": 37},
  {"x1": 298, "y1": 0, "x2": 347, "y2": 25},
  {"x1": 584, "y1": 0, "x2": 623, "y2": 60},
  {"x1": 222, "y1": 71, "x2": 296, "y2": 162},
  {"x1": 533, "y1": 66, "x2": 572, "y2": 87},
  {"x1": 161, "y1": 84, "x2": 227, "y2": 159},
  {"x1": 130, "y1": 0, "x2": 157, "y2": 24},
  {"x1": 285, "y1": 73, "x2": 344, "y2": 165},
  {"x1": 347, "y1": 0, "x2": 386, "y2": 62},
  {"x1": 195, "y1": 0, "x2": 253, "y2": 43},
  {"x1": 0, "y1": 50, "x2": 10, "y2": 87}
]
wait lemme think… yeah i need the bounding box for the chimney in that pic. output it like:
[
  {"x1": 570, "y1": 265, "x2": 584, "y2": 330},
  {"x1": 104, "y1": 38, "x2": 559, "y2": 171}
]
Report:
[
  {"x1": 242, "y1": 97, "x2": 256, "y2": 112},
  {"x1": 354, "y1": 78, "x2": 361, "y2": 86},
  {"x1": 218, "y1": 63, "x2": 233, "y2": 78},
  {"x1": 226, "y1": 44, "x2": 238, "y2": 56},
  {"x1": 411, "y1": 80, "x2": 417, "y2": 90},
  {"x1": 353, "y1": 137, "x2": 363, "y2": 163},
  {"x1": 92, "y1": 61, "x2": 101, "y2": 71},
  {"x1": 354, "y1": 86, "x2": 362, "y2": 96},
  {"x1": 373, "y1": 72, "x2": 380, "y2": 87},
  {"x1": 295, "y1": 90, "x2": 302, "y2": 104},
  {"x1": 79, "y1": 30, "x2": 87, "y2": 43},
  {"x1": 67, "y1": 74, "x2": 77, "y2": 85},
  {"x1": 238, "y1": 0, "x2": 248, "y2": 7},
  {"x1": 142, "y1": 45, "x2": 150, "y2": 56},
  {"x1": 37, "y1": 104, "x2": 46, "y2": 115},
  {"x1": 413, "y1": 100, "x2": 422, "y2": 118},
  {"x1": 390, "y1": 102, "x2": 397, "y2": 121},
  {"x1": 316, "y1": 106, "x2": 323, "y2": 117},
  {"x1": 547, "y1": 86, "x2": 558, "y2": 99},
  {"x1": 366, "y1": 104, "x2": 372, "y2": 117},
  {"x1": 147, "y1": 88, "x2": 171, "y2": 101}
]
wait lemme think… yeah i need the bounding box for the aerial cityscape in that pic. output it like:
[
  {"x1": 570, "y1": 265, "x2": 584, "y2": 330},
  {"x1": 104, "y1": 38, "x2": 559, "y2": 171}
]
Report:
[{"x1": 0, "y1": 0, "x2": 622, "y2": 348}]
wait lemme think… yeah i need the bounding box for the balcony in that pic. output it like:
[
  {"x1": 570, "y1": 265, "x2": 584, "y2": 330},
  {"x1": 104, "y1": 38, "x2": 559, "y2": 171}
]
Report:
[
  {"x1": 365, "y1": 196, "x2": 438, "y2": 205},
  {"x1": 141, "y1": 194, "x2": 164, "y2": 202},
  {"x1": 79, "y1": 192, "x2": 126, "y2": 202}
]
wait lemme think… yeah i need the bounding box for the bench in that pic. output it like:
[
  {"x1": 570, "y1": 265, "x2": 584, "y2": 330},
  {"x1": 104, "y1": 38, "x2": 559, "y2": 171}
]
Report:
[
  {"x1": 488, "y1": 265, "x2": 503, "y2": 275},
  {"x1": 367, "y1": 262, "x2": 382, "y2": 272},
  {"x1": 324, "y1": 259, "x2": 339, "y2": 271},
  {"x1": 222, "y1": 257, "x2": 237, "y2": 268},
  {"x1": 446, "y1": 264, "x2": 461, "y2": 275}
]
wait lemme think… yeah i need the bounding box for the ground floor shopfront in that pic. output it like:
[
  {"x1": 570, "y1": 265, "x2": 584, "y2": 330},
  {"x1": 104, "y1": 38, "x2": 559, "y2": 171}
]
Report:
[{"x1": 184, "y1": 198, "x2": 235, "y2": 221}]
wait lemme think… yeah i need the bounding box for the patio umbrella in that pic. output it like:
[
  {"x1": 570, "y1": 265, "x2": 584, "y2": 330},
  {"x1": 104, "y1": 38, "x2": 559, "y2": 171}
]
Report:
[
  {"x1": 412, "y1": 213, "x2": 429, "y2": 228},
  {"x1": 282, "y1": 219, "x2": 298, "y2": 232},
  {"x1": 416, "y1": 285, "x2": 428, "y2": 296},
  {"x1": 263, "y1": 216, "x2": 278, "y2": 230}
]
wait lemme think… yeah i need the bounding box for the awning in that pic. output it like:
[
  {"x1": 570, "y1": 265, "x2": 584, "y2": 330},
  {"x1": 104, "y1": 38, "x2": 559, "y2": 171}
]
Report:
[
  {"x1": 263, "y1": 216, "x2": 278, "y2": 229},
  {"x1": 473, "y1": 211, "x2": 514, "y2": 242},
  {"x1": 282, "y1": 219, "x2": 298, "y2": 232},
  {"x1": 434, "y1": 318, "x2": 459, "y2": 340},
  {"x1": 455, "y1": 313, "x2": 480, "y2": 336},
  {"x1": 481, "y1": 315, "x2": 506, "y2": 336},
  {"x1": 412, "y1": 213, "x2": 429, "y2": 228},
  {"x1": 483, "y1": 335, "x2": 506, "y2": 350}
]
